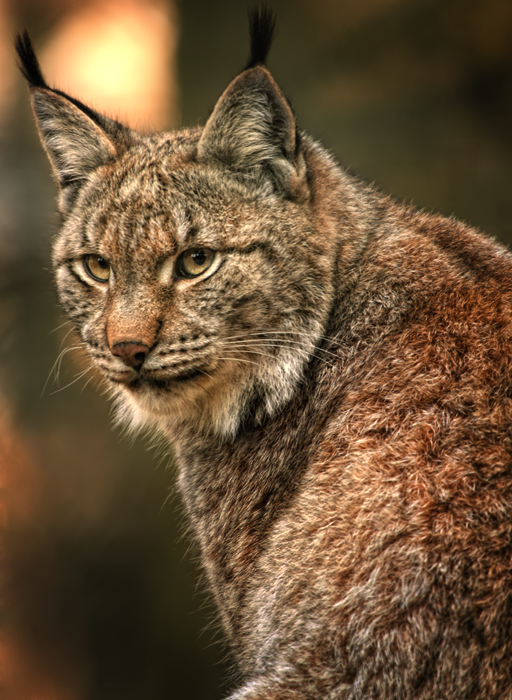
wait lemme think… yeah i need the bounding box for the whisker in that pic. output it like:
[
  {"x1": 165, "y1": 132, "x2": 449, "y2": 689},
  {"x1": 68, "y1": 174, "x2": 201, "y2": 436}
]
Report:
[
  {"x1": 226, "y1": 330, "x2": 339, "y2": 343},
  {"x1": 215, "y1": 356, "x2": 262, "y2": 368},
  {"x1": 222, "y1": 332, "x2": 341, "y2": 361},
  {"x1": 42, "y1": 344, "x2": 84, "y2": 396},
  {"x1": 58, "y1": 326, "x2": 77, "y2": 350},
  {"x1": 55, "y1": 345, "x2": 89, "y2": 384},
  {"x1": 49, "y1": 319, "x2": 72, "y2": 335},
  {"x1": 49, "y1": 366, "x2": 93, "y2": 395},
  {"x1": 80, "y1": 373, "x2": 96, "y2": 394},
  {"x1": 224, "y1": 336, "x2": 337, "y2": 352},
  {"x1": 214, "y1": 351, "x2": 332, "y2": 373},
  {"x1": 220, "y1": 340, "x2": 337, "y2": 368},
  {"x1": 218, "y1": 347, "x2": 284, "y2": 364}
]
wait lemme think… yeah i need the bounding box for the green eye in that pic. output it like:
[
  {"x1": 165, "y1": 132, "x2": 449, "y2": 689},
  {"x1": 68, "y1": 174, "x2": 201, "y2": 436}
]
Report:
[
  {"x1": 177, "y1": 248, "x2": 215, "y2": 278},
  {"x1": 83, "y1": 254, "x2": 111, "y2": 283}
]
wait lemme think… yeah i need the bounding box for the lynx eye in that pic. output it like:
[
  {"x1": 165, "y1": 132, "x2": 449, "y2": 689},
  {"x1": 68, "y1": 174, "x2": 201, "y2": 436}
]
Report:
[
  {"x1": 83, "y1": 254, "x2": 111, "y2": 283},
  {"x1": 177, "y1": 248, "x2": 215, "y2": 278}
]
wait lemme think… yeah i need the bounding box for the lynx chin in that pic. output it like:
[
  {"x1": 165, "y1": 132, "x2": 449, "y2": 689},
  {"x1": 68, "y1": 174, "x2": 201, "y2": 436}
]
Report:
[{"x1": 17, "y1": 9, "x2": 512, "y2": 699}]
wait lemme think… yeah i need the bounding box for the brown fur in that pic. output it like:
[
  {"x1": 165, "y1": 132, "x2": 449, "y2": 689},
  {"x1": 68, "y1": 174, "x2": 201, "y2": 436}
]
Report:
[{"x1": 16, "y1": 14, "x2": 512, "y2": 699}]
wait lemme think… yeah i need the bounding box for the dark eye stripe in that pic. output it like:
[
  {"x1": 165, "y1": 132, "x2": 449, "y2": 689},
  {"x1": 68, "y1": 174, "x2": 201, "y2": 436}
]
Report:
[{"x1": 64, "y1": 262, "x2": 94, "y2": 289}]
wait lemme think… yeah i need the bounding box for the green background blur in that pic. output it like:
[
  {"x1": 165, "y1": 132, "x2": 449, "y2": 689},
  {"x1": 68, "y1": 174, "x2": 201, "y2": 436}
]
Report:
[{"x1": 1, "y1": 0, "x2": 512, "y2": 698}]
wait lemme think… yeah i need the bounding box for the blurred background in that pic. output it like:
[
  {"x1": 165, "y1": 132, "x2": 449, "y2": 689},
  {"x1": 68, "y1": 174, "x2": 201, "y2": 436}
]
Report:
[{"x1": 0, "y1": 0, "x2": 511, "y2": 698}]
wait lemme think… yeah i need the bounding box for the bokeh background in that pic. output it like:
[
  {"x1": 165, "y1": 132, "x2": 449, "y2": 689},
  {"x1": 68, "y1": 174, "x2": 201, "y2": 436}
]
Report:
[{"x1": 0, "y1": 0, "x2": 511, "y2": 698}]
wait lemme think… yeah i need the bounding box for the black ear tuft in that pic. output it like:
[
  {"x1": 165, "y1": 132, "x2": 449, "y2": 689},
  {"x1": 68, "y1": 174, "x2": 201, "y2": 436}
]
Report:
[
  {"x1": 15, "y1": 31, "x2": 129, "y2": 134},
  {"x1": 15, "y1": 30, "x2": 49, "y2": 89},
  {"x1": 245, "y1": 7, "x2": 276, "y2": 69}
]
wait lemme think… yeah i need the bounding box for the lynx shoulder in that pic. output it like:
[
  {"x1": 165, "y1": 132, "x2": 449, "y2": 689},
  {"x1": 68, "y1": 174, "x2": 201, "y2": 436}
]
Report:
[{"x1": 16, "y1": 9, "x2": 512, "y2": 699}]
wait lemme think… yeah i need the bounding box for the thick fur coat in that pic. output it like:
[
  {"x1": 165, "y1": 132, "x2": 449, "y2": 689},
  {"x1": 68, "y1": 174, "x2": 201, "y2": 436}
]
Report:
[{"x1": 17, "y1": 11, "x2": 512, "y2": 699}]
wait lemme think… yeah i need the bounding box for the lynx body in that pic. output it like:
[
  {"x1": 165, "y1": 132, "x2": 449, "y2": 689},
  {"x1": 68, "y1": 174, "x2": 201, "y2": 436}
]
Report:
[{"x1": 17, "y1": 12, "x2": 512, "y2": 699}]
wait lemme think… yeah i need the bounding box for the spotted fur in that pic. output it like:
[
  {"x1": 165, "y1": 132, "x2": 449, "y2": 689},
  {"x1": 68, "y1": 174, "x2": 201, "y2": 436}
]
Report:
[{"x1": 17, "y1": 10, "x2": 512, "y2": 699}]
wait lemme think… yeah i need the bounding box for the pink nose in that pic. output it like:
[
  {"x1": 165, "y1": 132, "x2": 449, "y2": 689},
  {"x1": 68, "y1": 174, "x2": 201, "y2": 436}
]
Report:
[{"x1": 111, "y1": 342, "x2": 150, "y2": 369}]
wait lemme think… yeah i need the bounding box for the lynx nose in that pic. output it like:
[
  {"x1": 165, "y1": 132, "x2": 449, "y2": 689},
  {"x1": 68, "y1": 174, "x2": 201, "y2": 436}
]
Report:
[{"x1": 111, "y1": 342, "x2": 150, "y2": 369}]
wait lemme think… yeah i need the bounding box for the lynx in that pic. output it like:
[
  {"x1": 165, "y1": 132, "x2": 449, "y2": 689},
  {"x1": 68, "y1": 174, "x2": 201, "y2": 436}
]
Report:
[{"x1": 16, "y1": 10, "x2": 512, "y2": 699}]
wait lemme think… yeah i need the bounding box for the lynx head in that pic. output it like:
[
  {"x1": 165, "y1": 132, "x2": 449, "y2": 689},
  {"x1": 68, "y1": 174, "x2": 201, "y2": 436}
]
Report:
[{"x1": 16, "y1": 10, "x2": 338, "y2": 439}]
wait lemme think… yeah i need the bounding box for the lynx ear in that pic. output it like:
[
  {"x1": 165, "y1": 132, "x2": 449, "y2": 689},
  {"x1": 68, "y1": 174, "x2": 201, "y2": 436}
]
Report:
[
  {"x1": 15, "y1": 32, "x2": 126, "y2": 209},
  {"x1": 29, "y1": 89, "x2": 117, "y2": 186},
  {"x1": 197, "y1": 65, "x2": 307, "y2": 197}
]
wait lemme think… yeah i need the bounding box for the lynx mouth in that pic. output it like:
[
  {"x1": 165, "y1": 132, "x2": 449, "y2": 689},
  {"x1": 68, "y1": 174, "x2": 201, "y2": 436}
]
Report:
[
  {"x1": 117, "y1": 365, "x2": 209, "y2": 391},
  {"x1": 166, "y1": 367, "x2": 207, "y2": 383}
]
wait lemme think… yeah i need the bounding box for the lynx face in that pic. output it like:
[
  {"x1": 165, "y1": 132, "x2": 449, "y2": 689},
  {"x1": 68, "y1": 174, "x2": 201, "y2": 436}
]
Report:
[
  {"x1": 13, "y1": 25, "x2": 339, "y2": 438},
  {"x1": 50, "y1": 126, "x2": 334, "y2": 436}
]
